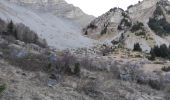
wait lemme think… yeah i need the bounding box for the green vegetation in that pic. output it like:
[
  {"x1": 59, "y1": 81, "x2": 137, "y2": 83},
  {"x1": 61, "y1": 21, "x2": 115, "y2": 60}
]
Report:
[
  {"x1": 118, "y1": 18, "x2": 132, "y2": 30},
  {"x1": 135, "y1": 31, "x2": 146, "y2": 36},
  {"x1": 0, "y1": 19, "x2": 47, "y2": 48},
  {"x1": 0, "y1": 84, "x2": 6, "y2": 95},
  {"x1": 162, "y1": 66, "x2": 170, "y2": 72},
  {"x1": 121, "y1": 12, "x2": 128, "y2": 18},
  {"x1": 149, "y1": 48, "x2": 156, "y2": 60},
  {"x1": 154, "y1": 6, "x2": 164, "y2": 16},
  {"x1": 100, "y1": 25, "x2": 108, "y2": 35},
  {"x1": 149, "y1": 44, "x2": 170, "y2": 60},
  {"x1": 131, "y1": 22, "x2": 144, "y2": 32},
  {"x1": 148, "y1": 79, "x2": 163, "y2": 90},
  {"x1": 148, "y1": 18, "x2": 170, "y2": 36},
  {"x1": 84, "y1": 31, "x2": 88, "y2": 35},
  {"x1": 74, "y1": 63, "x2": 80, "y2": 76},
  {"x1": 87, "y1": 23, "x2": 97, "y2": 29},
  {"x1": 7, "y1": 20, "x2": 17, "y2": 39},
  {"x1": 148, "y1": 5, "x2": 170, "y2": 36},
  {"x1": 133, "y1": 43, "x2": 142, "y2": 52}
]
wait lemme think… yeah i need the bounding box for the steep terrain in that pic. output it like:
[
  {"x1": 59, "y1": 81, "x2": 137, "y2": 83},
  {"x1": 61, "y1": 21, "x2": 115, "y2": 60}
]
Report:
[
  {"x1": 0, "y1": 0, "x2": 95, "y2": 50},
  {"x1": 84, "y1": 0, "x2": 170, "y2": 52},
  {"x1": 7, "y1": 0, "x2": 95, "y2": 27},
  {"x1": 1, "y1": 0, "x2": 170, "y2": 100}
]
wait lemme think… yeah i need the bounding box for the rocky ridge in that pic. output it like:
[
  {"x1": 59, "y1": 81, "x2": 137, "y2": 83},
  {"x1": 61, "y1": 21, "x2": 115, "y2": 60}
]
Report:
[{"x1": 84, "y1": 0, "x2": 170, "y2": 52}]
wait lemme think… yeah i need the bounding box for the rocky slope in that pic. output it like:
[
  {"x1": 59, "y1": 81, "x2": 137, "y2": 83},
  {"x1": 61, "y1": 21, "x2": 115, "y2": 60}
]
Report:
[
  {"x1": 84, "y1": 0, "x2": 170, "y2": 52},
  {"x1": 0, "y1": 58, "x2": 167, "y2": 100},
  {"x1": 0, "y1": 0, "x2": 95, "y2": 50},
  {"x1": 7, "y1": 0, "x2": 95, "y2": 27}
]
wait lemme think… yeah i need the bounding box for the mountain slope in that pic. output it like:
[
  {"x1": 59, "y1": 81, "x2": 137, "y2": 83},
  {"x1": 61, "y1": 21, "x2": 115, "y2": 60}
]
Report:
[
  {"x1": 7, "y1": 0, "x2": 95, "y2": 27},
  {"x1": 84, "y1": 0, "x2": 170, "y2": 52},
  {"x1": 0, "y1": 0, "x2": 95, "y2": 50}
]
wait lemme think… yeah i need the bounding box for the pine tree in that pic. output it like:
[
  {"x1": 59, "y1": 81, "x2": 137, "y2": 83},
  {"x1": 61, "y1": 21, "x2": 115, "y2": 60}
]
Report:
[
  {"x1": 150, "y1": 48, "x2": 156, "y2": 60},
  {"x1": 74, "y1": 63, "x2": 80, "y2": 76},
  {"x1": 7, "y1": 20, "x2": 14, "y2": 34},
  {"x1": 133, "y1": 43, "x2": 142, "y2": 52}
]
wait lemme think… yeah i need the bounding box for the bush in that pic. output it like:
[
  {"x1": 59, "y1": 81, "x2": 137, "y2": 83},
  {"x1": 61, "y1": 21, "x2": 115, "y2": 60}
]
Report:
[
  {"x1": 87, "y1": 23, "x2": 97, "y2": 29},
  {"x1": 148, "y1": 5, "x2": 170, "y2": 36},
  {"x1": 55, "y1": 51, "x2": 79, "y2": 75},
  {"x1": 162, "y1": 66, "x2": 170, "y2": 72},
  {"x1": 148, "y1": 18, "x2": 170, "y2": 36},
  {"x1": 131, "y1": 22, "x2": 144, "y2": 32},
  {"x1": 148, "y1": 79, "x2": 164, "y2": 90},
  {"x1": 135, "y1": 31, "x2": 146, "y2": 36},
  {"x1": 149, "y1": 48, "x2": 156, "y2": 60},
  {"x1": 150, "y1": 44, "x2": 170, "y2": 59},
  {"x1": 154, "y1": 5, "x2": 164, "y2": 16},
  {"x1": 0, "y1": 84, "x2": 6, "y2": 95},
  {"x1": 133, "y1": 43, "x2": 142, "y2": 52},
  {"x1": 122, "y1": 12, "x2": 128, "y2": 18},
  {"x1": 74, "y1": 63, "x2": 81, "y2": 76},
  {"x1": 6, "y1": 53, "x2": 50, "y2": 72},
  {"x1": 0, "y1": 19, "x2": 47, "y2": 48},
  {"x1": 84, "y1": 31, "x2": 88, "y2": 35},
  {"x1": 77, "y1": 80, "x2": 102, "y2": 99},
  {"x1": 101, "y1": 45, "x2": 114, "y2": 56},
  {"x1": 100, "y1": 25, "x2": 108, "y2": 35},
  {"x1": 118, "y1": 18, "x2": 132, "y2": 30}
]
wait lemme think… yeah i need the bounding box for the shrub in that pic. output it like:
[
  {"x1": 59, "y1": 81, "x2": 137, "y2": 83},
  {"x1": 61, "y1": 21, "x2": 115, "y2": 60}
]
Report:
[
  {"x1": 77, "y1": 79, "x2": 102, "y2": 99},
  {"x1": 7, "y1": 21, "x2": 14, "y2": 34},
  {"x1": 118, "y1": 18, "x2": 132, "y2": 30},
  {"x1": 150, "y1": 44, "x2": 170, "y2": 59},
  {"x1": 74, "y1": 63, "x2": 81, "y2": 76},
  {"x1": 131, "y1": 21, "x2": 144, "y2": 32},
  {"x1": 135, "y1": 31, "x2": 146, "y2": 36},
  {"x1": 100, "y1": 25, "x2": 108, "y2": 35},
  {"x1": 87, "y1": 23, "x2": 97, "y2": 29},
  {"x1": 0, "y1": 19, "x2": 47, "y2": 48},
  {"x1": 55, "y1": 51, "x2": 78, "y2": 75},
  {"x1": 162, "y1": 66, "x2": 170, "y2": 72},
  {"x1": 101, "y1": 45, "x2": 114, "y2": 56},
  {"x1": 84, "y1": 31, "x2": 88, "y2": 35},
  {"x1": 0, "y1": 84, "x2": 6, "y2": 95},
  {"x1": 122, "y1": 12, "x2": 128, "y2": 18},
  {"x1": 148, "y1": 79, "x2": 164, "y2": 90},
  {"x1": 6, "y1": 21, "x2": 18, "y2": 39},
  {"x1": 148, "y1": 18, "x2": 170, "y2": 36},
  {"x1": 45, "y1": 63, "x2": 52, "y2": 72},
  {"x1": 149, "y1": 48, "x2": 156, "y2": 60},
  {"x1": 154, "y1": 5, "x2": 164, "y2": 16},
  {"x1": 133, "y1": 43, "x2": 142, "y2": 52},
  {"x1": 6, "y1": 53, "x2": 50, "y2": 72},
  {"x1": 148, "y1": 5, "x2": 170, "y2": 36}
]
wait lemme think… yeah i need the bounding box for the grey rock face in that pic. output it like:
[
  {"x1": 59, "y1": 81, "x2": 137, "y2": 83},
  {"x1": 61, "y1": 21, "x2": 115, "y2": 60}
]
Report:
[{"x1": 7, "y1": 0, "x2": 95, "y2": 27}]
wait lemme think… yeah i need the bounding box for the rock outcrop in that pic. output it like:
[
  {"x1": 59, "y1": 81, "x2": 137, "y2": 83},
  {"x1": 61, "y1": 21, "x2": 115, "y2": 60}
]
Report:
[{"x1": 84, "y1": 0, "x2": 170, "y2": 52}]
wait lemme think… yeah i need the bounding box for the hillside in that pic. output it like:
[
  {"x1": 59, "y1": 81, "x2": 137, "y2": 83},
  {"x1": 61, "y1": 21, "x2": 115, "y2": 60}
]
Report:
[
  {"x1": 83, "y1": 0, "x2": 170, "y2": 52},
  {"x1": 7, "y1": 0, "x2": 95, "y2": 27},
  {"x1": 0, "y1": 0, "x2": 95, "y2": 50},
  {"x1": 1, "y1": 0, "x2": 170, "y2": 100}
]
